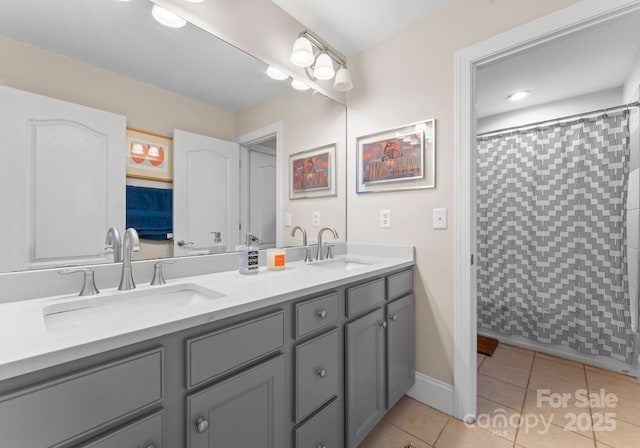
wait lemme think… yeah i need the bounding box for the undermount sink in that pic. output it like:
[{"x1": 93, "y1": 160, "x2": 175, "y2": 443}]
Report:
[
  {"x1": 309, "y1": 257, "x2": 373, "y2": 271},
  {"x1": 42, "y1": 284, "x2": 225, "y2": 332}
]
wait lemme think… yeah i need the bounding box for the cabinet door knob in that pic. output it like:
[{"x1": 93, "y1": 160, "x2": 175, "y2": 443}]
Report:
[
  {"x1": 195, "y1": 417, "x2": 209, "y2": 433},
  {"x1": 379, "y1": 320, "x2": 387, "y2": 328},
  {"x1": 317, "y1": 309, "x2": 327, "y2": 319},
  {"x1": 146, "y1": 445, "x2": 156, "y2": 448},
  {"x1": 391, "y1": 314, "x2": 398, "y2": 321},
  {"x1": 317, "y1": 368, "x2": 327, "y2": 378}
]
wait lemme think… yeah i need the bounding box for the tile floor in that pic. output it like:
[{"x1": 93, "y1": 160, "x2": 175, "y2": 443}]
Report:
[{"x1": 359, "y1": 344, "x2": 640, "y2": 448}]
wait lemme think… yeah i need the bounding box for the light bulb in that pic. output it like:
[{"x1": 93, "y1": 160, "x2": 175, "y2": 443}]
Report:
[
  {"x1": 291, "y1": 79, "x2": 310, "y2": 91},
  {"x1": 290, "y1": 37, "x2": 314, "y2": 67},
  {"x1": 508, "y1": 91, "x2": 530, "y2": 101},
  {"x1": 313, "y1": 52, "x2": 335, "y2": 80},
  {"x1": 151, "y1": 5, "x2": 187, "y2": 28}
]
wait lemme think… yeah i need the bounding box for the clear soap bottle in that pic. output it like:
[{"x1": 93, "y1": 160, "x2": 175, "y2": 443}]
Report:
[
  {"x1": 209, "y1": 231, "x2": 226, "y2": 254},
  {"x1": 239, "y1": 233, "x2": 260, "y2": 275}
]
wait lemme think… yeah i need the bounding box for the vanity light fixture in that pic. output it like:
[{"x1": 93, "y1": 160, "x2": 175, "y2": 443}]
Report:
[
  {"x1": 290, "y1": 30, "x2": 353, "y2": 92},
  {"x1": 266, "y1": 66, "x2": 289, "y2": 81},
  {"x1": 508, "y1": 90, "x2": 530, "y2": 101},
  {"x1": 291, "y1": 79, "x2": 310, "y2": 91},
  {"x1": 151, "y1": 5, "x2": 187, "y2": 28}
]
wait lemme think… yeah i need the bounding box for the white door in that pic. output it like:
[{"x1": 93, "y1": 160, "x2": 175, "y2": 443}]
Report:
[
  {"x1": 0, "y1": 86, "x2": 125, "y2": 272},
  {"x1": 248, "y1": 147, "x2": 277, "y2": 248},
  {"x1": 173, "y1": 129, "x2": 239, "y2": 256}
]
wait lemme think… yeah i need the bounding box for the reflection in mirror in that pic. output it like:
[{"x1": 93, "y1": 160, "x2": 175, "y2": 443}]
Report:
[{"x1": 0, "y1": 0, "x2": 346, "y2": 273}]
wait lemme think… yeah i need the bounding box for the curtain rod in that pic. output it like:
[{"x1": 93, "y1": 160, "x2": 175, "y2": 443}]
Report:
[{"x1": 477, "y1": 101, "x2": 640, "y2": 138}]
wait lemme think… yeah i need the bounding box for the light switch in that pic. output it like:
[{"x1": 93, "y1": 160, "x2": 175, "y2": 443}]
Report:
[
  {"x1": 312, "y1": 212, "x2": 320, "y2": 227},
  {"x1": 284, "y1": 212, "x2": 292, "y2": 227},
  {"x1": 380, "y1": 209, "x2": 391, "y2": 228},
  {"x1": 433, "y1": 208, "x2": 447, "y2": 229}
]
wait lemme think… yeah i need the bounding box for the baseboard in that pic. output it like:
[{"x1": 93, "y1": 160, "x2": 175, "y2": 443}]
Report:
[{"x1": 406, "y1": 371, "x2": 454, "y2": 416}]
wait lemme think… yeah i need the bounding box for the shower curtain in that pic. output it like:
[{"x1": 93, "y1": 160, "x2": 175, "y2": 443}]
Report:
[{"x1": 476, "y1": 111, "x2": 634, "y2": 364}]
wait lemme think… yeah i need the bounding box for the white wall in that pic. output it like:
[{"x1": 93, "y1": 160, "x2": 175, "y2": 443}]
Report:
[
  {"x1": 477, "y1": 87, "x2": 623, "y2": 134},
  {"x1": 345, "y1": 0, "x2": 580, "y2": 385}
]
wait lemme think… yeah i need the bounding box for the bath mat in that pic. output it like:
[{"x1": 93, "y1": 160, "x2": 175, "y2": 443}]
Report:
[{"x1": 477, "y1": 336, "x2": 499, "y2": 356}]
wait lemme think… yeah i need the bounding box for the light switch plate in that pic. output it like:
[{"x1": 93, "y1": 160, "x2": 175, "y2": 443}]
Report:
[
  {"x1": 380, "y1": 209, "x2": 391, "y2": 228},
  {"x1": 433, "y1": 208, "x2": 447, "y2": 229},
  {"x1": 284, "y1": 213, "x2": 292, "y2": 227},
  {"x1": 312, "y1": 212, "x2": 320, "y2": 227}
]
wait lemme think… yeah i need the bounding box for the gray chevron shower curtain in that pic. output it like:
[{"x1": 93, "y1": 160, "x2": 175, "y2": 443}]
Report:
[{"x1": 476, "y1": 111, "x2": 634, "y2": 363}]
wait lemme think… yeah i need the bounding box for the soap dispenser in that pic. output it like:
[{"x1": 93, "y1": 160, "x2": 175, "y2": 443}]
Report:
[
  {"x1": 209, "y1": 231, "x2": 226, "y2": 254},
  {"x1": 239, "y1": 233, "x2": 260, "y2": 275}
]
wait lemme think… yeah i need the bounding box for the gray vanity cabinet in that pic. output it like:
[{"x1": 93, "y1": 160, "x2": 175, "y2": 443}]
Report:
[
  {"x1": 186, "y1": 355, "x2": 285, "y2": 448},
  {"x1": 345, "y1": 308, "x2": 386, "y2": 448},
  {"x1": 386, "y1": 293, "x2": 415, "y2": 409}
]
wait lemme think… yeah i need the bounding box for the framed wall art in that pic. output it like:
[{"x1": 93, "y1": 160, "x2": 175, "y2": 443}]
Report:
[
  {"x1": 126, "y1": 128, "x2": 173, "y2": 182},
  {"x1": 289, "y1": 143, "x2": 336, "y2": 199},
  {"x1": 356, "y1": 119, "x2": 435, "y2": 193}
]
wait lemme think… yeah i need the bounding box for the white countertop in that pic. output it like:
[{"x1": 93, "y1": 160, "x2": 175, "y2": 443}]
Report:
[{"x1": 0, "y1": 247, "x2": 414, "y2": 382}]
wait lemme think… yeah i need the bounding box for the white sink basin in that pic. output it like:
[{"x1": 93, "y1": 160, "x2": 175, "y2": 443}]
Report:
[
  {"x1": 42, "y1": 284, "x2": 225, "y2": 332},
  {"x1": 309, "y1": 258, "x2": 373, "y2": 271}
]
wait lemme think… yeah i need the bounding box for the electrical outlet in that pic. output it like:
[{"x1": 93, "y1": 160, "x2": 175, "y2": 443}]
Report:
[
  {"x1": 284, "y1": 212, "x2": 292, "y2": 227},
  {"x1": 433, "y1": 208, "x2": 447, "y2": 229},
  {"x1": 380, "y1": 209, "x2": 391, "y2": 228},
  {"x1": 312, "y1": 212, "x2": 320, "y2": 227}
]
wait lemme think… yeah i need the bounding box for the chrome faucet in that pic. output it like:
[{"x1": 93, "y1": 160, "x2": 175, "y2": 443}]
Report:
[
  {"x1": 105, "y1": 226, "x2": 122, "y2": 262},
  {"x1": 118, "y1": 228, "x2": 140, "y2": 291},
  {"x1": 290, "y1": 225, "x2": 312, "y2": 263},
  {"x1": 316, "y1": 226, "x2": 339, "y2": 261}
]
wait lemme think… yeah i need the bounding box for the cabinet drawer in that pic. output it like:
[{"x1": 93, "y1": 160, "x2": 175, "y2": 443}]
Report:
[
  {"x1": 79, "y1": 410, "x2": 164, "y2": 448},
  {"x1": 346, "y1": 278, "x2": 385, "y2": 317},
  {"x1": 387, "y1": 269, "x2": 413, "y2": 301},
  {"x1": 295, "y1": 399, "x2": 339, "y2": 448},
  {"x1": 295, "y1": 292, "x2": 339, "y2": 339},
  {"x1": 187, "y1": 311, "x2": 284, "y2": 389},
  {"x1": 0, "y1": 348, "x2": 163, "y2": 448},
  {"x1": 295, "y1": 328, "x2": 339, "y2": 422}
]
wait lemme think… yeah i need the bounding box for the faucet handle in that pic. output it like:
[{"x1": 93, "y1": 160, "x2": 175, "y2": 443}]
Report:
[
  {"x1": 59, "y1": 269, "x2": 100, "y2": 296},
  {"x1": 151, "y1": 260, "x2": 175, "y2": 286},
  {"x1": 326, "y1": 245, "x2": 335, "y2": 259}
]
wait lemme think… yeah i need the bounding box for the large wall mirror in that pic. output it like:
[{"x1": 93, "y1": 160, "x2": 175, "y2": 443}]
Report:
[{"x1": 0, "y1": 0, "x2": 346, "y2": 273}]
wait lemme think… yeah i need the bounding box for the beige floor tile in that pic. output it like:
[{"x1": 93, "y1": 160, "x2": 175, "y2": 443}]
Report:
[
  {"x1": 474, "y1": 397, "x2": 521, "y2": 441},
  {"x1": 516, "y1": 419, "x2": 594, "y2": 448},
  {"x1": 594, "y1": 418, "x2": 640, "y2": 448},
  {"x1": 611, "y1": 394, "x2": 640, "y2": 427},
  {"x1": 587, "y1": 371, "x2": 640, "y2": 402},
  {"x1": 535, "y1": 352, "x2": 585, "y2": 369},
  {"x1": 487, "y1": 345, "x2": 535, "y2": 370},
  {"x1": 433, "y1": 418, "x2": 513, "y2": 448},
  {"x1": 477, "y1": 374, "x2": 527, "y2": 410},
  {"x1": 479, "y1": 357, "x2": 531, "y2": 388},
  {"x1": 531, "y1": 357, "x2": 586, "y2": 384},
  {"x1": 358, "y1": 419, "x2": 431, "y2": 448},
  {"x1": 384, "y1": 396, "x2": 449, "y2": 445},
  {"x1": 528, "y1": 369, "x2": 587, "y2": 396},
  {"x1": 585, "y1": 365, "x2": 637, "y2": 383},
  {"x1": 522, "y1": 388, "x2": 593, "y2": 438},
  {"x1": 477, "y1": 354, "x2": 486, "y2": 370}
]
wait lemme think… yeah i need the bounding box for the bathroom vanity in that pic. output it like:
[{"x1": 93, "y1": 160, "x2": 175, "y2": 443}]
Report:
[{"x1": 0, "y1": 248, "x2": 414, "y2": 448}]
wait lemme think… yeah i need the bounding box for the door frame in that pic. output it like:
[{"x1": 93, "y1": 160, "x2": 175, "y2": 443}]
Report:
[
  {"x1": 453, "y1": 0, "x2": 640, "y2": 421},
  {"x1": 236, "y1": 122, "x2": 284, "y2": 247}
]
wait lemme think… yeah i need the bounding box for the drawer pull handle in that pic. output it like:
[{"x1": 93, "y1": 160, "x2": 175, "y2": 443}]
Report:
[
  {"x1": 317, "y1": 445, "x2": 327, "y2": 448},
  {"x1": 317, "y1": 368, "x2": 327, "y2": 378},
  {"x1": 317, "y1": 309, "x2": 327, "y2": 319},
  {"x1": 391, "y1": 314, "x2": 398, "y2": 322},
  {"x1": 379, "y1": 320, "x2": 387, "y2": 328},
  {"x1": 146, "y1": 445, "x2": 156, "y2": 448},
  {"x1": 195, "y1": 417, "x2": 209, "y2": 433}
]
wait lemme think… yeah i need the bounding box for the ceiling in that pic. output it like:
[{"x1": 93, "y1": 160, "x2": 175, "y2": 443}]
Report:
[
  {"x1": 476, "y1": 9, "x2": 640, "y2": 118},
  {"x1": 0, "y1": 0, "x2": 287, "y2": 112},
  {"x1": 271, "y1": 0, "x2": 457, "y2": 56}
]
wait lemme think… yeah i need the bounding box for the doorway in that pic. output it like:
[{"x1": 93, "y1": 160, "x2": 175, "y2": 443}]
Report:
[{"x1": 453, "y1": 0, "x2": 640, "y2": 421}]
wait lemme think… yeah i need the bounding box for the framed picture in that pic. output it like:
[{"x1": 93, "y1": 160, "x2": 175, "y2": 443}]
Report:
[
  {"x1": 289, "y1": 143, "x2": 337, "y2": 199},
  {"x1": 126, "y1": 128, "x2": 173, "y2": 182},
  {"x1": 357, "y1": 119, "x2": 435, "y2": 193}
]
